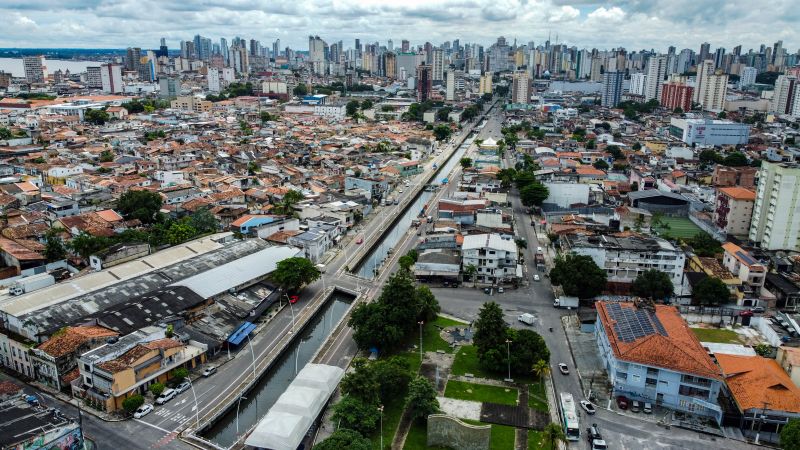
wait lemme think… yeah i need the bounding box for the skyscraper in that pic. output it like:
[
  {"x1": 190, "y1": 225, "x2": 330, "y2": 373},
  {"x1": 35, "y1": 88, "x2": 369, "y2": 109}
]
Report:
[
  {"x1": 445, "y1": 69, "x2": 455, "y2": 101},
  {"x1": 416, "y1": 64, "x2": 432, "y2": 102},
  {"x1": 749, "y1": 161, "x2": 800, "y2": 251},
  {"x1": 601, "y1": 70, "x2": 624, "y2": 107},
  {"x1": 629, "y1": 73, "x2": 646, "y2": 96},
  {"x1": 401, "y1": 40, "x2": 410, "y2": 52},
  {"x1": 125, "y1": 47, "x2": 142, "y2": 72},
  {"x1": 431, "y1": 48, "x2": 444, "y2": 82},
  {"x1": 309, "y1": 35, "x2": 326, "y2": 75},
  {"x1": 22, "y1": 55, "x2": 46, "y2": 84},
  {"x1": 698, "y1": 42, "x2": 710, "y2": 66},
  {"x1": 694, "y1": 60, "x2": 727, "y2": 111},
  {"x1": 644, "y1": 55, "x2": 667, "y2": 101},
  {"x1": 511, "y1": 70, "x2": 530, "y2": 104},
  {"x1": 739, "y1": 66, "x2": 757, "y2": 89},
  {"x1": 770, "y1": 75, "x2": 798, "y2": 115},
  {"x1": 479, "y1": 74, "x2": 492, "y2": 95},
  {"x1": 100, "y1": 63, "x2": 123, "y2": 94}
]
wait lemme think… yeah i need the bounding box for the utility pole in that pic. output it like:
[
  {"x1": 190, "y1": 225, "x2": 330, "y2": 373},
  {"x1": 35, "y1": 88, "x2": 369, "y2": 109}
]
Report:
[{"x1": 755, "y1": 401, "x2": 770, "y2": 444}]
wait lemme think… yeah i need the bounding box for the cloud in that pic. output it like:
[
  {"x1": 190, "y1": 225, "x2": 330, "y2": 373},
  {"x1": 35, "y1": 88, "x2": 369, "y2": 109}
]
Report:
[{"x1": 0, "y1": 0, "x2": 794, "y2": 51}]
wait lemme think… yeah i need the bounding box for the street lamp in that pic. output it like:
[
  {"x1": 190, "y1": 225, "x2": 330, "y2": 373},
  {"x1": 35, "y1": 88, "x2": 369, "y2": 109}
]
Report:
[
  {"x1": 245, "y1": 334, "x2": 259, "y2": 419},
  {"x1": 187, "y1": 377, "x2": 200, "y2": 430},
  {"x1": 378, "y1": 404, "x2": 384, "y2": 450},
  {"x1": 284, "y1": 294, "x2": 296, "y2": 333},
  {"x1": 418, "y1": 321, "x2": 424, "y2": 362},
  {"x1": 504, "y1": 339, "x2": 512, "y2": 382},
  {"x1": 235, "y1": 395, "x2": 247, "y2": 436}
]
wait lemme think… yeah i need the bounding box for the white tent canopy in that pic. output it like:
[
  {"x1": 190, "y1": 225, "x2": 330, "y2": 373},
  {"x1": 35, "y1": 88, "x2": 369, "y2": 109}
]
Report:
[{"x1": 244, "y1": 364, "x2": 344, "y2": 450}]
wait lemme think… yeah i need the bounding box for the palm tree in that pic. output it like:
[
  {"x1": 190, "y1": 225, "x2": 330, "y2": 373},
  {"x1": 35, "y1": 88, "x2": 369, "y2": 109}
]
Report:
[
  {"x1": 463, "y1": 264, "x2": 478, "y2": 287},
  {"x1": 531, "y1": 359, "x2": 550, "y2": 383},
  {"x1": 274, "y1": 190, "x2": 303, "y2": 216},
  {"x1": 541, "y1": 422, "x2": 566, "y2": 450}
]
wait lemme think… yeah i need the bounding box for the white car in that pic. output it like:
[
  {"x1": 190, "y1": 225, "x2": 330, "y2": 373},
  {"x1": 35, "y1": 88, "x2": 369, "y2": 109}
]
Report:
[
  {"x1": 533, "y1": 274, "x2": 540, "y2": 282},
  {"x1": 580, "y1": 400, "x2": 596, "y2": 415},
  {"x1": 133, "y1": 403, "x2": 154, "y2": 419},
  {"x1": 155, "y1": 388, "x2": 176, "y2": 405},
  {"x1": 497, "y1": 287, "x2": 504, "y2": 293},
  {"x1": 558, "y1": 363, "x2": 569, "y2": 375},
  {"x1": 174, "y1": 380, "x2": 191, "y2": 394},
  {"x1": 202, "y1": 366, "x2": 217, "y2": 377}
]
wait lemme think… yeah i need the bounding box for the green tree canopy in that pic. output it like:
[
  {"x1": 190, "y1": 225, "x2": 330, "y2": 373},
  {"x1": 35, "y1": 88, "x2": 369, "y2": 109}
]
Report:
[
  {"x1": 271, "y1": 257, "x2": 321, "y2": 292},
  {"x1": 508, "y1": 329, "x2": 550, "y2": 376},
  {"x1": 293, "y1": 83, "x2": 308, "y2": 96},
  {"x1": 514, "y1": 170, "x2": 537, "y2": 189},
  {"x1": 541, "y1": 422, "x2": 567, "y2": 450},
  {"x1": 117, "y1": 190, "x2": 163, "y2": 224},
  {"x1": 99, "y1": 149, "x2": 115, "y2": 162},
  {"x1": 85, "y1": 108, "x2": 110, "y2": 125},
  {"x1": 405, "y1": 376, "x2": 439, "y2": 421},
  {"x1": 69, "y1": 232, "x2": 111, "y2": 260},
  {"x1": 632, "y1": 269, "x2": 675, "y2": 301},
  {"x1": 346, "y1": 100, "x2": 360, "y2": 117},
  {"x1": 313, "y1": 429, "x2": 371, "y2": 450},
  {"x1": 606, "y1": 145, "x2": 624, "y2": 160},
  {"x1": 781, "y1": 419, "x2": 800, "y2": 450},
  {"x1": 332, "y1": 396, "x2": 380, "y2": 436},
  {"x1": 722, "y1": 151, "x2": 748, "y2": 167},
  {"x1": 699, "y1": 149, "x2": 723, "y2": 165},
  {"x1": 550, "y1": 253, "x2": 607, "y2": 299},
  {"x1": 433, "y1": 124, "x2": 452, "y2": 141},
  {"x1": 687, "y1": 232, "x2": 723, "y2": 257},
  {"x1": 459, "y1": 157, "x2": 473, "y2": 169},
  {"x1": 593, "y1": 159, "x2": 609, "y2": 170},
  {"x1": 520, "y1": 182, "x2": 550, "y2": 207},
  {"x1": 188, "y1": 209, "x2": 219, "y2": 234},
  {"x1": 122, "y1": 394, "x2": 144, "y2": 413},
  {"x1": 0, "y1": 127, "x2": 13, "y2": 140},
  {"x1": 166, "y1": 221, "x2": 197, "y2": 245},
  {"x1": 149, "y1": 382, "x2": 165, "y2": 396},
  {"x1": 273, "y1": 190, "x2": 304, "y2": 216},
  {"x1": 340, "y1": 358, "x2": 380, "y2": 404},
  {"x1": 692, "y1": 277, "x2": 730, "y2": 305},
  {"x1": 473, "y1": 302, "x2": 510, "y2": 371},
  {"x1": 44, "y1": 229, "x2": 67, "y2": 262}
]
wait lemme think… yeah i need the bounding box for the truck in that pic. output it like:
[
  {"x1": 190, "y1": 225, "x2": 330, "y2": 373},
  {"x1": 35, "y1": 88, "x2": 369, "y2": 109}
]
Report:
[
  {"x1": 553, "y1": 296, "x2": 579, "y2": 309},
  {"x1": 518, "y1": 313, "x2": 536, "y2": 326},
  {"x1": 9, "y1": 273, "x2": 55, "y2": 296}
]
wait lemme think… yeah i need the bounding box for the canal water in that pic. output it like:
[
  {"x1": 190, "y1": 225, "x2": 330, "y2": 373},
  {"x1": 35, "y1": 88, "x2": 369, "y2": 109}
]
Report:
[
  {"x1": 355, "y1": 134, "x2": 476, "y2": 279},
  {"x1": 201, "y1": 291, "x2": 354, "y2": 447}
]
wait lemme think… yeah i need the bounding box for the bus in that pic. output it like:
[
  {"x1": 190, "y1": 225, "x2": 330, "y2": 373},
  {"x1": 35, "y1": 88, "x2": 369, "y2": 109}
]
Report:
[{"x1": 559, "y1": 392, "x2": 581, "y2": 441}]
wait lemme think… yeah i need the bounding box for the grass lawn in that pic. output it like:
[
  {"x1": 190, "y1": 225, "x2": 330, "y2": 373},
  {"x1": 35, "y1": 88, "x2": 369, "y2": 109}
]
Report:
[
  {"x1": 653, "y1": 217, "x2": 703, "y2": 239},
  {"x1": 451, "y1": 345, "x2": 537, "y2": 383},
  {"x1": 444, "y1": 380, "x2": 519, "y2": 406},
  {"x1": 527, "y1": 382, "x2": 548, "y2": 412},
  {"x1": 691, "y1": 327, "x2": 742, "y2": 344},
  {"x1": 462, "y1": 420, "x2": 517, "y2": 450},
  {"x1": 417, "y1": 316, "x2": 467, "y2": 354},
  {"x1": 528, "y1": 430, "x2": 546, "y2": 450},
  {"x1": 370, "y1": 350, "x2": 424, "y2": 450},
  {"x1": 403, "y1": 420, "x2": 450, "y2": 450}
]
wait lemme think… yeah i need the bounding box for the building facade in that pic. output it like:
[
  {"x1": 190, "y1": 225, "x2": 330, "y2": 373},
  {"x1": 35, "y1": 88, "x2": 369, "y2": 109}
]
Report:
[
  {"x1": 713, "y1": 187, "x2": 755, "y2": 237},
  {"x1": 669, "y1": 118, "x2": 750, "y2": 146},
  {"x1": 601, "y1": 71, "x2": 624, "y2": 108},
  {"x1": 749, "y1": 161, "x2": 800, "y2": 251},
  {"x1": 23, "y1": 55, "x2": 46, "y2": 84},
  {"x1": 461, "y1": 233, "x2": 519, "y2": 285},
  {"x1": 660, "y1": 82, "x2": 693, "y2": 112}
]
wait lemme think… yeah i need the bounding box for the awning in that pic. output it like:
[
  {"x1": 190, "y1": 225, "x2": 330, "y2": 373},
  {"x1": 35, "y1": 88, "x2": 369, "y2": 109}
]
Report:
[{"x1": 227, "y1": 321, "x2": 257, "y2": 345}]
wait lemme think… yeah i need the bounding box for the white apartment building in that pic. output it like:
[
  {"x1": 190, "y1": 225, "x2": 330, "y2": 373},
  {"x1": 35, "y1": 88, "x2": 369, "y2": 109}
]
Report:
[
  {"x1": 563, "y1": 234, "x2": 686, "y2": 294},
  {"x1": 713, "y1": 187, "x2": 756, "y2": 238},
  {"x1": 644, "y1": 56, "x2": 667, "y2": 101},
  {"x1": 749, "y1": 161, "x2": 800, "y2": 251},
  {"x1": 629, "y1": 73, "x2": 646, "y2": 96},
  {"x1": 721, "y1": 242, "x2": 766, "y2": 291},
  {"x1": 446, "y1": 70, "x2": 455, "y2": 101},
  {"x1": 100, "y1": 63, "x2": 123, "y2": 94},
  {"x1": 770, "y1": 75, "x2": 798, "y2": 116},
  {"x1": 511, "y1": 70, "x2": 530, "y2": 104},
  {"x1": 694, "y1": 59, "x2": 728, "y2": 111},
  {"x1": 207, "y1": 68, "x2": 221, "y2": 93},
  {"x1": 462, "y1": 234, "x2": 520, "y2": 285},
  {"x1": 479, "y1": 74, "x2": 492, "y2": 95},
  {"x1": 739, "y1": 66, "x2": 757, "y2": 89},
  {"x1": 23, "y1": 55, "x2": 46, "y2": 84}
]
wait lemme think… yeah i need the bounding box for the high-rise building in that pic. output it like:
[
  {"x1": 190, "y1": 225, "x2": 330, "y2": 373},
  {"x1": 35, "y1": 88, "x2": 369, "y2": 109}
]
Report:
[
  {"x1": 125, "y1": 47, "x2": 142, "y2": 72},
  {"x1": 601, "y1": 71, "x2": 624, "y2": 107},
  {"x1": 749, "y1": 161, "x2": 800, "y2": 251},
  {"x1": 22, "y1": 55, "x2": 46, "y2": 84},
  {"x1": 713, "y1": 47, "x2": 726, "y2": 70},
  {"x1": 100, "y1": 63, "x2": 123, "y2": 94},
  {"x1": 383, "y1": 52, "x2": 397, "y2": 79},
  {"x1": 272, "y1": 40, "x2": 280, "y2": 60},
  {"x1": 220, "y1": 38, "x2": 229, "y2": 62},
  {"x1": 158, "y1": 76, "x2": 181, "y2": 98},
  {"x1": 511, "y1": 70, "x2": 530, "y2": 104},
  {"x1": 0, "y1": 72, "x2": 11, "y2": 88},
  {"x1": 629, "y1": 73, "x2": 647, "y2": 96},
  {"x1": 644, "y1": 55, "x2": 667, "y2": 101},
  {"x1": 479, "y1": 74, "x2": 493, "y2": 95},
  {"x1": 86, "y1": 66, "x2": 103, "y2": 88},
  {"x1": 694, "y1": 59, "x2": 728, "y2": 111},
  {"x1": 660, "y1": 82, "x2": 693, "y2": 112},
  {"x1": 431, "y1": 48, "x2": 444, "y2": 82},
  {"x1": 416, "y1": 64, "x2": 432, "y2": 102},
  {"x1": 401, "y1": 40, "x2": 410, "y2": 53},
  {"x1": 207, "y1": 68, "x2": 221, "y2": 93},
  {"x1": 445, "y1": 69, "x2": 456, "y2": 101},
  {"x1": 739, "y1": 66, "x2": 757, "y2": 89},
  {"x1": 157, "y1": 38, "x2": 169, "y2": 58},
  {"x1": 698, "y1": 42, "x2": 711, "y2": 66},
  {"x1": 308, "y1": 35, "x2": 326, "y2": 75},
  {"x1": 770, "y1": 75, "x2": 798, "y2": 115}
]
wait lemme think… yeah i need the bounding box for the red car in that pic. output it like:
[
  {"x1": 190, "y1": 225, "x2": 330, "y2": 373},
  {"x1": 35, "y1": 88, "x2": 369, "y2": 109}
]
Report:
[
  {"x1": 616, "y1": 395, "x2": 629, "y2": 410},
  {"x1": 289, "y1": 295, "x2": 299, "y2": 304},
  {"x1": 356, "y1": 237, "x2": 363, "y2": 245}
]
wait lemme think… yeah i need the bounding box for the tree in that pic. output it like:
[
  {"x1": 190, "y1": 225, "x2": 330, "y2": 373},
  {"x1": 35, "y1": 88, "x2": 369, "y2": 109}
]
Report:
[
  {"x1": 171, "y1": 367, "x2": 188, "y2": 382},
  {"x1": 606, "y1": 145, "x2": 623, "y2": 160},
  {"x1": 99, "y1": 149, "x2": 115, "y2": 162},
  {"x1": 360, "y1": 99, "x2": 374, "y2": 110},
  {"x1": 585, "y1": 139, "x2": 596, "y2": 149},
  {"x1": 436, "y1": 107, "x2": 453, "y2": 122},
  {"x1": 149, "y1": 382, "x2": 165, "y2": 397},
  {"x1": 496, "y1": 168, "x2": 517, "y2": 188},
  {"x1": 508, "y1": 329, "x2": 550, "y2": 376},
  {"x1": 632, "y1": 269, "x2": 674, "y2": 301},
  {"x1": 433, "y1": 124, "x2": 452, "y2": 141},
  {"x1": 550, "y1": 253, "x2": 607, "y2": 299},
  {"x1": 273, "y1": 190, "x2": 304, "y2": 216},
  {"x1": 692, "y1": 277, "x2": 730, "y2": 305},
  {"x1": 69, "y1": 232, "x2": 110, "y2": 260},
  {"x1": 259, "y1": 111, "x2": 277, "y2": 123},
  {"x1": 514, "y1": 170, "x2": 537, "y2": 189},
  {"x1": 399, "y1": 255, "x2": 415, "y2": 271},
  {"x1": 699, "y1": 149, "x2": 723, "y2": 165},
  {"x1": 782, "y1": 419, "x2": 800, "y2": 450},
  {"x1": 532, "y1": 359, "x2": 551, "y2": 383},
  {"x1": 44, "y1": 229, "x2": 67, "y2": 262},
  {"x1": 293, "y1": 83, "x2": 308, "y2": 96},
  {"x1": 117, "y1": 190, "x2": 163, "y2": 224},
  {"x1": 593, "y1": 159, "x2": 609, "y2": 170},
  {"x1": 717, "y1": 111, "x2": 727, "y2": 119},
  {"x1": 673, "y1": 107, "x2": 684, "y2": 114},
  {"x1": 346, "y1": 100, "x2": 360, "y2": 117},
  {"x1": 85, "y1": 108, "x2": 110, "y2": 125},
  {"x1": 341, "y1": 358, "x2": 380, "y2": 404},
  {"x1": 515, "y1": 238, "x2": 527, "y2": 250},
  {"x1": 188, "y1": 209, "x2": 219, "y2": 234},
  {"x1": 520, "y1": 183, "x2": 549, "y2": 207},
  {"x1": 464, "y1": 264, "x2": 478, "y2": 287},
  {"x1": 754, "y1": 343, "x2": 772, "y2": 357},
  {"x1": 415, "y1": 285, "x2": 440, "y2": 323},
  {"x1": 372, "y1": 357, "x2": 412, "y2": 402},
  {"x1": 541, "y1": 422, "x2": 567, "y2": 450},
  {"x1": 722, "y1": 151, "x2": 748, "y2": 167},
  {"x1": 632, "y1": 142, "x2": 642, "y2": 151},
  {"x1": 332, "y1": 396, "x2": 380, "y2": 436},
  {"x1": 687, "y1": 232, "x2": 723, "y2": 257},
  {"x1": 122, "y1": 394, "x2": 144, "y2": 413},
  {"x1": 0, "y1": 127, "x2": 12, "y2": 140},
  {"x1": 405, "y1": 376, "x2": 439, "y2": 421},
  {"x1": 272, "y1": 257, "x2": 321, "y2": 292},
  {"x1": 313, "y1": 429, "x2": 371, "y2": 450},
  {"x1": 473, "y1": 302, "x2": 510, "y2": 371},
  {"x1": 166, "y1": 221, "x2": 197, "y2": 245},
  {"x1": 459, "y1": 157, "x2": 473, "y2": 169}
]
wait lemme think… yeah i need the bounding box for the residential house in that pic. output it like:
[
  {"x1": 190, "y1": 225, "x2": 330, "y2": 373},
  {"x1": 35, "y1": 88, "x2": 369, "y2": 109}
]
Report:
[
  {"x1": 596, "y1": 301, "x2": 723, "y2": 424},
  {"x1": 461, "y1": 233, "x2": 519, "y2": 285},
  {"x1": 721, "y1": 242, "x2": 766, "y2": 303},
  {"x1": 714, "y1": 187, "x2": 756, "y2": 238},
  {"x1": 30, "y1": 325, "x2": 118, "y2": 391},
  {"x1": 777, "y1": 346, "x2": 800, "y2": 390}
]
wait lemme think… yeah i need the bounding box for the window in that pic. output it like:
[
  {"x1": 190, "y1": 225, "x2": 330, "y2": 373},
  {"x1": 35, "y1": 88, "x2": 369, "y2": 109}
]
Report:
[
  {"x1": 615, "y1": 371, "x2": 628, "y2": 380},
  {"x1": 679, "y1": 385, "x2": 709, "y2": 399},
  {"x1": 646, "y1": 378, "x2": 657, "y2": 387},
  {"x1": 646, "y1": 367, "x2": 659, "y2": 376}
]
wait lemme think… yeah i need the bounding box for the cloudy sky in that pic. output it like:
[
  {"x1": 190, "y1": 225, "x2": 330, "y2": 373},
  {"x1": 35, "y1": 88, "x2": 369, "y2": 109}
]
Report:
[{"x1": 3, "y1": 0, "x2": 798, "y2": 52}]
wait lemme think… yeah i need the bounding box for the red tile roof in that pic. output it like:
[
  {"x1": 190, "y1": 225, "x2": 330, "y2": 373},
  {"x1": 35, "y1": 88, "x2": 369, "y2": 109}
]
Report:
[{"x1": 717, "y1": 354, "x2": 800, "y2": 413}]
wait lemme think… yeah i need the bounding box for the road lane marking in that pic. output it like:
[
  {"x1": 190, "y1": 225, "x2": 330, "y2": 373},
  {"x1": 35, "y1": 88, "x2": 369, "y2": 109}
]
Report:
[{"x1": 135, "y1": 418, "x2": 172, "y2": 433}]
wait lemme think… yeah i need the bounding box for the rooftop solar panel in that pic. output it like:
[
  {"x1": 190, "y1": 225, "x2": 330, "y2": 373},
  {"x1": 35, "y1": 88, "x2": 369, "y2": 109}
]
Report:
[
  {"x1": 607, "y1": 303, "x2": 669, "y2": 343},
  {"x1": 736, "y1": 250, "x2": 758, "y2": 266}
]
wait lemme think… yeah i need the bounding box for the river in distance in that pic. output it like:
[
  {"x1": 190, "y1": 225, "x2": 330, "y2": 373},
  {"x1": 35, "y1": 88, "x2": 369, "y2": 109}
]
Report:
[{"x1": 0, "y1": 58, "x2": 103, "y2": 77}]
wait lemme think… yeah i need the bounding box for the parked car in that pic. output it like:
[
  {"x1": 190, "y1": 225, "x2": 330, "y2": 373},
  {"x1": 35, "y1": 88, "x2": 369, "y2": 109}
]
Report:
[
  {"x1": 155, "y1": 388, "x2": 176, "y2": 405},
  {"x1": 174, "y1": 380, "x2": 191, "y2": 394},
  {"x1": 616, "y1": 395, "x2": 629, "y2": 410},
  {"x1": 580, "y1": 400, "x2": 596, "y2": 415},
  {"x1": 356, "y1": 237, "x2": 363, "y2": 245},
  {"x1": 202, "y1": 366, "x2": 217, "y2": 377},
  {"x1": 750, "y1": 306, "x2": 765, "y2": 313},
  {"x1": 497, "y1": 287, "x2": 504, "y2": 293},
  {"x1": 289, "y1": 295, "x2": 299, "y2": 304},
  {"x1": 631, "y1": 400, "x2": 641, "y2": 413},
  {"x1": 134, "y1": 403, "x2": 154, "y2": 419},
  {"x1": 484, "y1": 287, "x2": 491, "y2": 294},
  {"x1": 533, "y1": 274, "x2": 540, "y2": 282},
  {"x1": 558, "y1": 363, "x2": 569, "y2": 375},
  {"x1": 643, "y1": 402, "x2": 653, "y2": 414},
  {"x1": 586, "y1": 424, "x2": 602, "y2": 443}
]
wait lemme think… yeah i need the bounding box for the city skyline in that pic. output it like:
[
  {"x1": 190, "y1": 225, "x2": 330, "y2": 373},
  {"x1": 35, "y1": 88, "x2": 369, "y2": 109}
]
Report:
[{"x1": 2, "y1": 0, "x2": 798, "y2": 51}]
